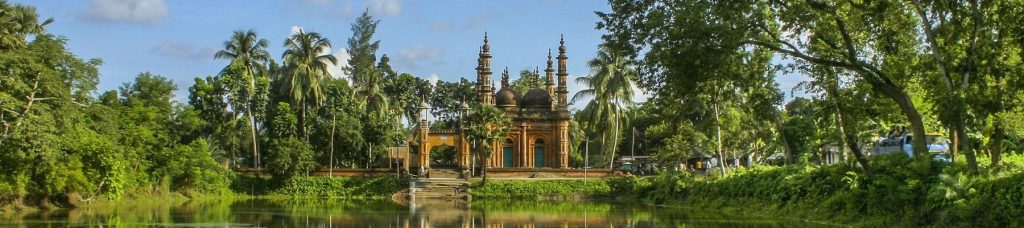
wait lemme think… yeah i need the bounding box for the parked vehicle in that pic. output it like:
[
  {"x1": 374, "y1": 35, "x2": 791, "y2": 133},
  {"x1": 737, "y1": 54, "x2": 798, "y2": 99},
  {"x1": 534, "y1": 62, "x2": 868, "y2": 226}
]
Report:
[{"x1": 871, "y1": 133, "x2": 951, "y2": 162}]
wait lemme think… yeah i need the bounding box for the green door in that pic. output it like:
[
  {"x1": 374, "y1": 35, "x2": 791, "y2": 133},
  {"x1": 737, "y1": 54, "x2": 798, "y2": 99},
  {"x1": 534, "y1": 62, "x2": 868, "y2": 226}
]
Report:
[
  {"x1": 534, "y1": 146, "x2": 544, "y2": 168},
  {"x1": 503, "y1": 147, "x2": 513, "y2": 167}
]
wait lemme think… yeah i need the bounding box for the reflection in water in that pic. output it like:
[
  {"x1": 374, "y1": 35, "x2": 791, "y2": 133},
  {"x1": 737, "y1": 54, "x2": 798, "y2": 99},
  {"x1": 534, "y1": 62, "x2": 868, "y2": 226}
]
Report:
[{"x1": 1, "y1": 198, "x2": 832, "y2": 227}]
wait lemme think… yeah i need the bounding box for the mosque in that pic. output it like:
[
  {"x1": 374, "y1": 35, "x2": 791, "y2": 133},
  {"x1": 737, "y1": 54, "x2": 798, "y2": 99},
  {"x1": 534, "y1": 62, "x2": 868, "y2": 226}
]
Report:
[{"x1": 410, "y1": 33, "x2": 571, "y2": 172}]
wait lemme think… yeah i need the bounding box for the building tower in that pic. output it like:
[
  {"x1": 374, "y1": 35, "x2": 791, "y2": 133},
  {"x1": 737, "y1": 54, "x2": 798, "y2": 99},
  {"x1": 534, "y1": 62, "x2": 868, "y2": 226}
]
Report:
[
  {"x1": 556, "y1": 35, "x2": 569, "y2": 108},
  {"x1": 477, "y1": 33, "x2": 494, "y2": 105}
]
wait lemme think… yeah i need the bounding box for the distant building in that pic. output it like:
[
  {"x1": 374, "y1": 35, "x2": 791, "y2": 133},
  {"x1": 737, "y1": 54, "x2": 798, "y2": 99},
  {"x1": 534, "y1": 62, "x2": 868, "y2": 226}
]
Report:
[{"x1": 410, "y1": 34, "x2": 572, "y2": 171}]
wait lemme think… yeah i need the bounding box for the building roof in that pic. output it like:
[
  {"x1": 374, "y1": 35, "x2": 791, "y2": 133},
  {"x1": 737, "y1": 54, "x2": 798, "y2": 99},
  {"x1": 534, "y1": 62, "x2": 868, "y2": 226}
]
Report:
[
  {"x1": 495, "y1": 88, "x2": 519, "y2": 107},
  {"x1": 519, "y1": 88, "x2": 552, "y2": 108}
]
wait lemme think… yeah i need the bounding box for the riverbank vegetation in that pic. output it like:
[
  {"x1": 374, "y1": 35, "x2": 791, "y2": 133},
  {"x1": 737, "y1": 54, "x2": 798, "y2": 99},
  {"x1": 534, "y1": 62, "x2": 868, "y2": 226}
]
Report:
[
  {"x1": 470, "y1": 179, "x2": 614, "y2": 200},
  {"x1": 4, "y1": 0, "x2": 1024, "y2": 225},
  {"x1": 0, "y1": 1, "x2": 435, "y2": 209}
]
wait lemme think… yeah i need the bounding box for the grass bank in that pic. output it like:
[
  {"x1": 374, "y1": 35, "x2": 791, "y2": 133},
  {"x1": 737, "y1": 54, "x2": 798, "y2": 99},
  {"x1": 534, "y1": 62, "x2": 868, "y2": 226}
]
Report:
[
  {"x1": 470, "y1": 179, "x2": 616, "y2": 200},
  {"x1": 232, "y1": 175, "x2": 407, "y2": 199},
  {"x1": 467, "y1": 154, "x2": 1024, "y2": 226},
  {"x1": 618, "y1": 154, "x2": 1024, "y2": 227}
]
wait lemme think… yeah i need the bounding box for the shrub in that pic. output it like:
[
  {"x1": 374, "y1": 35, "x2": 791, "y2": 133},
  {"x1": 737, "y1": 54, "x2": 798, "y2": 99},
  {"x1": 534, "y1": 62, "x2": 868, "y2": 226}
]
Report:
[
  {"x1": 264, "y1": 137, "x2": 317, "y2": 181},
  {"x1": 272, "y1": 176, "x2": 406, "y2": 198},
  {"x1": 471, "y1": 179, "x2": 615, "y2": 199}
]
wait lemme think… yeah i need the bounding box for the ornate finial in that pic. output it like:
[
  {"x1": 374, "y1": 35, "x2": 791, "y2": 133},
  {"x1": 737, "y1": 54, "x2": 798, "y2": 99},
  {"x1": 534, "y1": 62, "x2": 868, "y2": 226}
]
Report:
[
  {"x1": 547, "y1": 49, "x2": 553, "y2": 65},
  {"x1": 558, "y1": 34, "x2": 566, "y2": 53},
  {"x1": 501, "y1": 67, "x2": 510, "y2": 88},
  {"x1": 482, "y1": 32, "x2": 490, "y2": 53},
  {"x1": 531, "y1": 68, "x2": 540, "y2": 87}
]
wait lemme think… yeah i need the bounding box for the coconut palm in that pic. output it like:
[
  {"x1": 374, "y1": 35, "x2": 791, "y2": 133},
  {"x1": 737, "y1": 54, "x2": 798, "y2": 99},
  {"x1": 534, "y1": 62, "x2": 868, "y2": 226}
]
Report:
[
  {"x1": 214, "y1": 29, "x2": 270, "y2": 169},
  {"x1": 0, "y1": 2, "x2": 53, "y2": 50},
  {"x1": 464, "y1": 104, "x2": 511, "y2": 184},
  {"x1": 281, "y1": 29, "x2": 337, "y2": 140},
  {"x1": 572, "y1": 45, "x2": 638, "y2": 168}
]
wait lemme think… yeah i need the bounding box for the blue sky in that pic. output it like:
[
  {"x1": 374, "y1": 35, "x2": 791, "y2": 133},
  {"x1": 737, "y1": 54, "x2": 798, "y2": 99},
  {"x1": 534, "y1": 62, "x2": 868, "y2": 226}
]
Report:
[{"x1": 15, "y1": 0, "x2": 808, "y2": 104}]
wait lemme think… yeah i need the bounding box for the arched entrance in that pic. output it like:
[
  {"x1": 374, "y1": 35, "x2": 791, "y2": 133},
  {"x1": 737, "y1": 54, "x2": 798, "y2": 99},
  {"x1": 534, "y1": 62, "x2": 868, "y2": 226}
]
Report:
[{"x1": 414, "y1": 129, "x2": 470, "y2": 170}]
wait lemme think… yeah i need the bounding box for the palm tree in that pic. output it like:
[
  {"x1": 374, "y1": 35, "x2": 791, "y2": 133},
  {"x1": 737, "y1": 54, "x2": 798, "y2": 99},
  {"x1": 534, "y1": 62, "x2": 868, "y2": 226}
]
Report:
[
  {"x1": 281, "y1": 29, "x2": 337, "y2": 140},
  {"x1": 572, "y1": 45, "x2": 638, "y2": 168},
  {"x1": 464, "y1": 104, "x2": 511, "y2": 184},
  {"x1": 0, "y1": 2, "x2": 53, "y2": 50},
  {"x1": 215, "y1": 29, "x2": 270, "y2": 169}
]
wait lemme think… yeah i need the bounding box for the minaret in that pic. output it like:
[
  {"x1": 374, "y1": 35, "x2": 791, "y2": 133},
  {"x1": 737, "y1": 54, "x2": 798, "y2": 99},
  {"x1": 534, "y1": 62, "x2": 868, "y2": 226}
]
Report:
[
  {"x1": 556, "y1": 35, "x2": 569, "y2": 108},
  {"x1": 532, "y1": 67, "x2": 541, "y2": 88},
  {"x1": 476, "y1": 33, "x2": 494, "y2": 105},
  {"x1": 545, "y1": 49, "x2": 556, "y2": 95},
  {"x1": 501, "y1": 67, "x2": 510, "y2": 89}
]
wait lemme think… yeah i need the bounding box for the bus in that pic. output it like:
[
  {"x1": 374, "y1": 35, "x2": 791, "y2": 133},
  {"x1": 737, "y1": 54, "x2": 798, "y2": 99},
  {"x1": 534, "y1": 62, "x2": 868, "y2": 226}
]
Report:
[{"x1": 871, "y1": 133, "x2": 951, "y2": 162}]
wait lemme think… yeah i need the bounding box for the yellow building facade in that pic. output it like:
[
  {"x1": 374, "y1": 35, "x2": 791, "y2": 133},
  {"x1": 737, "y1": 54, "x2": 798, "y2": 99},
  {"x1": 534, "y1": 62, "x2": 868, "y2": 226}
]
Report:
[{"x1": 412, "y1": 34, "x2": 571, "y2": 170}]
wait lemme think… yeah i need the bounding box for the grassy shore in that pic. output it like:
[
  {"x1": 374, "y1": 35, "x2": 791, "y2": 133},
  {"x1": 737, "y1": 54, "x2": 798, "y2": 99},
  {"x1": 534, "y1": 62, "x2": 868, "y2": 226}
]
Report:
[{"x1": 466, "y1": 155, "x2": 1024, "y2": 226}]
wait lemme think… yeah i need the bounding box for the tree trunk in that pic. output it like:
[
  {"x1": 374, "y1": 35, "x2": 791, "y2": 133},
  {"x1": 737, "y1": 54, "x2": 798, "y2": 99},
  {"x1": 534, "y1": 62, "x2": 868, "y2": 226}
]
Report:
[
  {"x1": 991, "y1": 120, "x2": 1005, "y2": 167},
  {"x1": 609, "y1": 107, "x2": 620, "y2": 169},
  {"x1": 329, "y1": 114, "x2": 336, "y2": 176},
  {"x1": 714, "y1": 102, "x2": 727, "y2": 177},
  {"x1": 773, "y1": 108, "x2": 793, "y2": 165},
  {"x1": 300, "y1": 103, "x2": 308, "y2": 141},
  {"x1": 949, "y1": 128, "x2": 959, "y2": 162},
  {"x1": 247, "y1": 111, "x2": 259, "y2": 169},
  {"x1": 877, "y1": 85, "x2": 930, "y2": 159},
  {"x1": 845, "y1": 128, "x2": 874, "y2": 177},
  {"x1": 481, "y1": 151, "x2": 489, "y2": 185},
  {"x1": 834, "y1": 110, "x2": 848, "y2": 163},
  {"x1": 956, "y1": 118, "x2": 978, "y2": 171}
]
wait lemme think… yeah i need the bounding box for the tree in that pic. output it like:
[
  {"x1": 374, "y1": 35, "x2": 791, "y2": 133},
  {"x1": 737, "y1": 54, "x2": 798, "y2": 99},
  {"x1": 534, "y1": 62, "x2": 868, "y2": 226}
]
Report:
[
  {"x1": 572, "y1": 45, "x2": 638, "y2": 168},
  {"x1": 264, "y1": 137, "x2": 316, "y2": 181},
  {"x1": 0, "y1": 2, "x2": 53, "y2": 50},
  {"x1": 428, "y1": 78, "x2": 477, "y2": 127},
  {"x1": 383, "y1": 73, "x2": 431, "y2": 126},
  {"x1": 315, "y1": 79, "x2": 365, "y2": 169},
  {"x1": 214, "y1": 29, "x2": 271, "y2": 169},
  {"x1": 281, "y1": 29, "x2": 337, "y2": 140},
  {"x1": 597, "y1": 0, "x2": 934, "y2": 169},
  {"x1": 464, "y1": 104, "x2": 512, "y2": 184}
]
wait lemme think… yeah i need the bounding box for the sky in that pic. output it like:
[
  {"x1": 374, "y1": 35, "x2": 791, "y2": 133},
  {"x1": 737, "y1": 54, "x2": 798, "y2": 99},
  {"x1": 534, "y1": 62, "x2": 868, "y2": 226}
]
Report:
[{"x1": 15, "y1": 0, "x2": 809, "y2": 106}]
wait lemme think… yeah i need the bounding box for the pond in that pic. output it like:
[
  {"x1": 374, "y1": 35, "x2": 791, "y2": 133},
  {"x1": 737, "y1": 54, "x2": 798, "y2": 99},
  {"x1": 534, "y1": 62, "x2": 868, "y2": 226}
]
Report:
[{"x1": 2, "y1": 198, "x2": 833, "y2": 227}]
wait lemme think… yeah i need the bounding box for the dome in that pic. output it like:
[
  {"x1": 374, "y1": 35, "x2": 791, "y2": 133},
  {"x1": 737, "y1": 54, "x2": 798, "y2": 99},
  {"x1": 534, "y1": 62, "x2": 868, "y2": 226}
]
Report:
[
  {"x1": 495, "y1": 88, "x2": 519, "y2": 107},
  {"x1": 519, "y1": 88, "x2": 552, "y2": 108}
]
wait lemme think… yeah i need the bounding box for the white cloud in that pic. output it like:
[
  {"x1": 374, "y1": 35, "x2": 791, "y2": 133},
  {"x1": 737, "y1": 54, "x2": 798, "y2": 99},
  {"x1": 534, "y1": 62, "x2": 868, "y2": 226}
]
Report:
[
  {"x1": 150, "y1": 41, "x2": 218, "y2": 60},
  {"x1": 368, "y1": 0, "x2": 401, "y2": 17},
  {"x1": 290, "y1": 25, "x2": 304, "y2": 35},
  {"x1": 396, "y1": 44, "x2": 443, "y2": 70},
  {"x1": 428, "y1": 73, "x2": 439, "y2": 86},
  {"x1": 327, "y1": 48, "x2": 351, "y2": 79},
  {"x1": 80, "y1": 0, "x2": 168, "y2": 24}
]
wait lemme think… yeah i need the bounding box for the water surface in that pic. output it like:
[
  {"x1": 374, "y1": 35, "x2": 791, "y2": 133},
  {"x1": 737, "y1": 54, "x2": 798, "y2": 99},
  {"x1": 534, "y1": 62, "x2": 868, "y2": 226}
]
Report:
[{"x1": 3, "y1": 198, "x2": 833, "y2": 227}]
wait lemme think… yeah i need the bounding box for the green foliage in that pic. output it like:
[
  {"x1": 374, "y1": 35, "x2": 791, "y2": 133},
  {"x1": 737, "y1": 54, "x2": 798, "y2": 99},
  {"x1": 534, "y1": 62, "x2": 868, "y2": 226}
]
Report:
[
  {"x1": 272, "y1": 176, "x2": 406, "y2": 198},
  {"x1": 264, "y1": 137, "x2": 316, "y2": 180},
  {"x1": 157, "y1": 139, "x2": 233, "y2": 195},
  {"x1": 629, "y1": 154, "x2": 1024, "y2": 226},
  {"x1": 471, "y1": 179, "x2": 614, "y2": 199}
]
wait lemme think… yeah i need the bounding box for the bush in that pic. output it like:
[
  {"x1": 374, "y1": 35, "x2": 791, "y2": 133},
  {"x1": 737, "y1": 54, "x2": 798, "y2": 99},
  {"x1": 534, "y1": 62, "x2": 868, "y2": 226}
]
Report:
[
  {"x1": 628, "y1": 154, "x2": 1024, "y2": 226},
  {"x1": 272, "y1": 176, "x2": 406, "y2": 198},
  {"x1": 471, "y1": 179, "x2": 615, "y2": 199},
  {"x1": 264, "y1": 137, "x2": 317, "y2": 181}
]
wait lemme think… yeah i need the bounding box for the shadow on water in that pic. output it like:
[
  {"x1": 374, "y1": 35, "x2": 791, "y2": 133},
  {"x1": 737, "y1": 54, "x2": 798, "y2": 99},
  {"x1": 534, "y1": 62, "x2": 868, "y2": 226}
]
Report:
[{"x1": 2, "y1": 198, "x2": 837, "y2": 227}]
